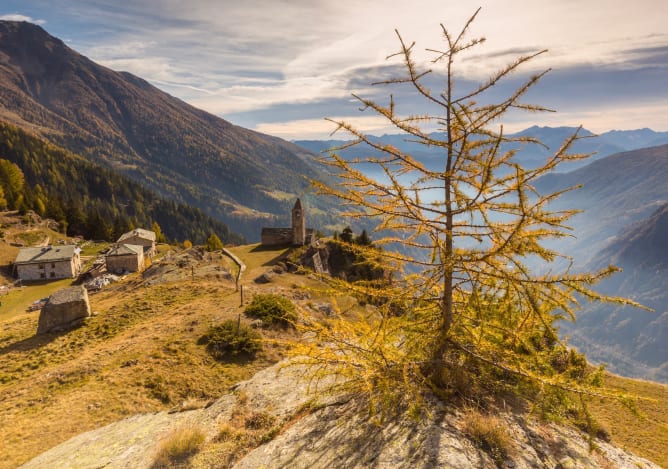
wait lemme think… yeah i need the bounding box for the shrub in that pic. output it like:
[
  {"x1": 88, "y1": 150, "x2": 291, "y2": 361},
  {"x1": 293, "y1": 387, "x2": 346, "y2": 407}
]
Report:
[
  {"x1": 244, "y1": 411, "x2": 276, "y2": 430},
  {"x1": 205, "y1": 233, "x2": 223, "y2": 251},
  {"x1": 462, "y1": 410, "x2": 513, "y2": 467},
  {"x1": 201, "y1": 320, "x2": 262, "y2": 359},
  {"x1": 151, "y1": 426, "x2": 205, "y2": 468},
  {"x1": 244, "y1": 294, "x2": 297, "y2": 327}
]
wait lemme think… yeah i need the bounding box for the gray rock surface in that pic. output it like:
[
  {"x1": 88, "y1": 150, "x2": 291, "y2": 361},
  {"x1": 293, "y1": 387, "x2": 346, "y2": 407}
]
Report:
[
  {"x1": 19, "y1": 361, "x2": 661, "y2": 469},
  {"x1": 36, "y1": 286, "x2": 91, "y2": 334}
]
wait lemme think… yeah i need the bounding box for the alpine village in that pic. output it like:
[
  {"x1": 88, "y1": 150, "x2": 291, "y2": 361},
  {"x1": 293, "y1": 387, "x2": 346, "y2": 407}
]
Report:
[{"x1": 0, "y1": 7, "x2": 667, "y2": 469}]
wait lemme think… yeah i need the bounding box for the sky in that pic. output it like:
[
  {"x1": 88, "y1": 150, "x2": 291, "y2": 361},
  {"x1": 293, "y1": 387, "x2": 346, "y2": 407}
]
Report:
[{"x1": 1, "y1": 1, "x2": 668, "y2": 140}]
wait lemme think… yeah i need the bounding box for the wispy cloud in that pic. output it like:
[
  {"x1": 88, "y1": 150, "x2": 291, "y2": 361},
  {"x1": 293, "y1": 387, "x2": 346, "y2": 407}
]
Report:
[
  {"x1": 0, "y1": 13, "x2": 45, "y2": 24},
  {"x1": 3, "y1": 0, "x2": 668, "y2": 138}
]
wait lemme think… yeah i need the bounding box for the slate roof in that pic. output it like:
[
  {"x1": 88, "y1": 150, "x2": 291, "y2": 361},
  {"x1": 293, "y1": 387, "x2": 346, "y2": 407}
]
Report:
[
  {"x1": 14, "y1": 245, "x2": 80, "y2": 265},
  {"x1": 106, "y1": 244, "x2": 144, "y2": 257},
  {"x1": 117, "y1": 228, "x2": 156, "y2": 243}
]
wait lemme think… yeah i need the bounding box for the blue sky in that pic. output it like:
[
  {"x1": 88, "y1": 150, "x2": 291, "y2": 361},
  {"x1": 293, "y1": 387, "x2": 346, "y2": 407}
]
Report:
[{"x1": 1, "y1": 1, "x2": 667, "y2": 139}]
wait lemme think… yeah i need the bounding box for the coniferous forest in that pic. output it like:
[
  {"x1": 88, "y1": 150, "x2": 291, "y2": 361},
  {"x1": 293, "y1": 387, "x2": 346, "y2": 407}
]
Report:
[{"x1": 0, "y1": 122, "x2": 244, "y2": 245}]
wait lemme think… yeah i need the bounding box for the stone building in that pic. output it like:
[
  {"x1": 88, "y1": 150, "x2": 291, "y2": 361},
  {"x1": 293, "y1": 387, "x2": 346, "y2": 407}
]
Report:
[
  {"x1": 117, "y1": 228, "x2": 156, "y2": 257},
  {"x1": 14, "y1": 245, "x2": 82, "y2": 281},
  {"x1": 105, "y1": 244, "x2": 145, "y2": 274},
  {"x1": 261, "y1": 199, "x2": 315, "y2": 246},
  {"x1": 37, "y1": 286, "x2": 91, "y2": 334}
]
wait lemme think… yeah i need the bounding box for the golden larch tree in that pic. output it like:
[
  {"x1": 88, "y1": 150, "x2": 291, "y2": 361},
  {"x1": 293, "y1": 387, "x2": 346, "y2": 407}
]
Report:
[{"x1": 300, "y1": 9, "x2": 643, "y2": 410}]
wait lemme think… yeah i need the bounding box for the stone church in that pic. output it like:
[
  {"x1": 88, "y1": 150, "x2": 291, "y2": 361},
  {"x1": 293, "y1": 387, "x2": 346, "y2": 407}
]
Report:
[{"x1": 261, "y1": 199, "x2": 314, "y2": 246}]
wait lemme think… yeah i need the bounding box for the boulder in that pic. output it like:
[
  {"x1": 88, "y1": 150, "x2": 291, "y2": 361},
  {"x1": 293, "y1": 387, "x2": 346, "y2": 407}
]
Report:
[
  {"x1": 254, "y1": 271, "x2": 276, "y2": 284},
  {"x1": 37, "y1": 286, "x2": 91, "y2": 334}
]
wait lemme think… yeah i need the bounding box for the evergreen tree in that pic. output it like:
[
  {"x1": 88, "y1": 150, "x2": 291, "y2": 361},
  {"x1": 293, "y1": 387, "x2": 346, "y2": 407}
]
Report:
[
  {"x1": 354, "y1": 229, "x2": 372, "y2": 246},
  {"x1": 0, "y1": 158, "x2": 24, "y2": 209},
  {"x1": 340, "y1": 226, "x2": 354, "y2": 243}
]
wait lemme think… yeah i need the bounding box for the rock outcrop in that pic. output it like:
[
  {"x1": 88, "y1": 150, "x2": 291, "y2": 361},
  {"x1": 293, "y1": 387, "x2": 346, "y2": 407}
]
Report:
[
  {"x1": 36, "y1": 286, "x2": 90, "y2": 334},
  {"x1": 19, "y1": 361, "x2": 661, "y2": 468}
]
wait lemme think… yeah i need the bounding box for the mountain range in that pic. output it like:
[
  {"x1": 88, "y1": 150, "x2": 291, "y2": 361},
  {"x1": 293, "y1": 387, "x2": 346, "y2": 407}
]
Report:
[
  {"x1": 295, "y1": 126, "x2": 668, "y2": 173},
  {"x1": 534, "y1": 144, "x2": 668, "y2": 381},
  {"x1": 0, "y1": 20, "x2": 338, "y2": 241},
  {"x1": 0, "y1": 20, "x2": 666, "y2": 382}
]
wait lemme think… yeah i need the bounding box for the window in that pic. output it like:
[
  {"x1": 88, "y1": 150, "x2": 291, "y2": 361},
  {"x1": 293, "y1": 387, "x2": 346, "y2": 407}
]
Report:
[
  {"x1": 38, "y1": 264, "x2": 45, "y2": 269},
  {"x1": 50, "y1": 272, "x2": 55, "y2": 278},
  {"x1": 51, "y1": 263, "x2": 56, "y2": 268},
  {"x1": 40, "y1": 273, "x2": 46, "y2": 279}
]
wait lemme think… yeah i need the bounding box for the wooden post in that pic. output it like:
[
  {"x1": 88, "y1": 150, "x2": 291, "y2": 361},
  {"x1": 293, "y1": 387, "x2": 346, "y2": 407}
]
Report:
[{"x1": 240, "y1": 285, "x2": 244, "y2": 307}]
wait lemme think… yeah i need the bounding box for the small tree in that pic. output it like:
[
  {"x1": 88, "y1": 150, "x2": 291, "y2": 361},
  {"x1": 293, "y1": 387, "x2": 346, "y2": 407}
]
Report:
[
  {"x1": 304, "y1": 9, "x2": 643, "y2": 410},
  {"x1": 152, "y1": 221, "x2": 167, "y2": 243},
  {"x1": 205, "y1": 233, "x2": 223, "y2": 251}
]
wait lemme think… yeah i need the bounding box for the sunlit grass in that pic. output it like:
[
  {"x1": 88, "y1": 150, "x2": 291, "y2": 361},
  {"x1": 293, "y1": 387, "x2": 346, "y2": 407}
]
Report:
[
  {"x1": 587, "y1": 373, "x2": 668, "y2": 467},
  {"x1": 0, "y1": 278, "x2": 74, "y2": 324}
]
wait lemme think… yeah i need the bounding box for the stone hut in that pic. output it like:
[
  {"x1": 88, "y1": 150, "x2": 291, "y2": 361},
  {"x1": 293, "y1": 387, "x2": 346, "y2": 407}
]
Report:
[
  {"x1": 37, "y1": 286, "x2": 91, "y2": 334},
  {"x1": 117, "y1": 228, "x2": 156, "y2": 257},
  {"x1": 105, "y1": 244, "x2": 145, "y2": 274},
  {"x1": 14, "y1": 245, "x2": 82, "y2": 281},
  {"x1": 261, "y1": 199, "x2": 315, "y2": 246}
]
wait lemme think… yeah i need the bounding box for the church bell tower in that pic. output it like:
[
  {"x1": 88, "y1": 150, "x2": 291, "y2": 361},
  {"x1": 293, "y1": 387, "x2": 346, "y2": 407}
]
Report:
[{"x1": 292, "y1": 198, "x2": 306, "y2": 245}]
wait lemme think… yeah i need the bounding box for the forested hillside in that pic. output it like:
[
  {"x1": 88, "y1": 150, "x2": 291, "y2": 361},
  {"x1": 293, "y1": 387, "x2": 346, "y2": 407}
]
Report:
[
  {"x1": 0, "y1": 121, "x2": 243, "y2": 244},
  {"x1": 0, "y1": 20, "x2": 340, "y2": 240}
]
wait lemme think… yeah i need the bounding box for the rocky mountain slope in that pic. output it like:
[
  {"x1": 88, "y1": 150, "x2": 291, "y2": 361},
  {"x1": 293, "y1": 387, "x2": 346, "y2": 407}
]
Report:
[
  {"x1": 533, "y1": 144, "x2": 668, "y2": 381},
  {"x1": 0, "y1": 20, "x2": 338, "y2": 240},
  {"x1": 19, "y1": 360, "x2": 661, "y2": 469},
  {"x1": 569, "y1": 203, "x2": 668, "y2": 381}
]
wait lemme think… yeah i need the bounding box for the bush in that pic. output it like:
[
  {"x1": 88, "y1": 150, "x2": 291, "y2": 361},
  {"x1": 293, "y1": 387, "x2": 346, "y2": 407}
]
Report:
[
  {"x1": 201, "y1": 320, "x2": 262, "y2": 359},
  {"x1": 151, "y1": 426, "x2": 205, "y2": 468},
  {"x1": 244, "y1": 294, "x2": 297, "y2": 327}
]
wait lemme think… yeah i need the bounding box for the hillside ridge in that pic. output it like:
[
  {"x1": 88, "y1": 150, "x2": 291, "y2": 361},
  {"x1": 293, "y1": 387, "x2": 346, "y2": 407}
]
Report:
[{"x1": 0, "y1": 20, "x2": 338, "y2": 240}]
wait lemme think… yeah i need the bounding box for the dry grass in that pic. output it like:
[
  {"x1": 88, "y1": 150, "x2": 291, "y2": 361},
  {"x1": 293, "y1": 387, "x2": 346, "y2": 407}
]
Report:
[
  {"x1": 0, "y1": 246, "x2": 298, "y2": 469},
  {"x1": 189, "y1": 391, "x2": 282, "y2": 467},
  {"x1": 1, "y1": 228, "x2": 666, "y2": 468},
  {"x1": 151, "y1": 426, "x2": 206, "y2": 468},
  {"x1": 587, "y1": 373, "x2": 668, "y2": 467},
  {"x1": 227, "y1": 243, "x2": 290, "y2": 273},
  {"x1": 462, "y1": 409, "x2": 514, "y2": 467}
]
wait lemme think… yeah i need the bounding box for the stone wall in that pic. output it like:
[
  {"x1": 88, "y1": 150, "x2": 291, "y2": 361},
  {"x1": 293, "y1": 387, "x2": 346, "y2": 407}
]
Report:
[
  {"x1": 261, "y1": 228, "x2": 293, "y2": 246},
  {"x1": 16, "y1": 259, "x2": 79, "y2": 281},
  {"x1": 106, "y1": 253, "x2": 143, "y2": 273}
]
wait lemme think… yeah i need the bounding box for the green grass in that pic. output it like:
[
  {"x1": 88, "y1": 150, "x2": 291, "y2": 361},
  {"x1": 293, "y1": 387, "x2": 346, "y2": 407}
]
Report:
[
  {"x1": 14, "y1": 230, "x2": 52, "y2": 246},
  {"x1": 78, "y1": 241, "x2": 111, "y2": 257},
  {"x1": 0, "y1": 278, "x2": 74, "y2": 323}
]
